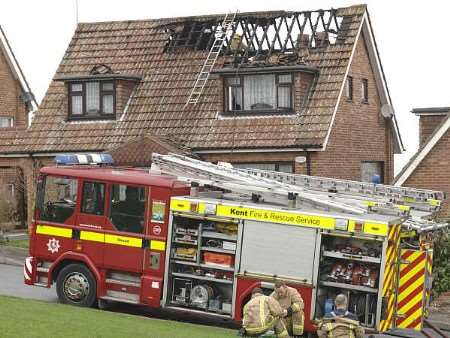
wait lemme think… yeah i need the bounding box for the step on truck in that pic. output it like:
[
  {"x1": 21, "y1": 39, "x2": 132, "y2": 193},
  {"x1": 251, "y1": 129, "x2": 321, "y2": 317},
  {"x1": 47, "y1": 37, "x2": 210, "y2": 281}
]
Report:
[{"x1": 24, "y1": 153, "x2": 448, "y2": 335}]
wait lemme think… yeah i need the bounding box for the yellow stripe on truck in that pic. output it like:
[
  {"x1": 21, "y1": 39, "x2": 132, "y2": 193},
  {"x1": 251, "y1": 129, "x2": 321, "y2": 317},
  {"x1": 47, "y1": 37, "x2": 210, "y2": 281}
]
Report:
[
  {"x1": 170, "y1": 199, "x2": 191, "y2": 212},
  {"x1": 150, "y1": 240, "x2": 166, "y2": 251},
  {"x1": 216, "y1": 205, "x2": 335, "y2": 230},
  {"x1": 36, "y1": 224, "x2": 72, "y2": 238},
  {"x1": 105, "y1": 234, "x2": 142, "y2": 248},
  {"x1": 80, "y1": 231, "x2": 105, "y2": 243}
]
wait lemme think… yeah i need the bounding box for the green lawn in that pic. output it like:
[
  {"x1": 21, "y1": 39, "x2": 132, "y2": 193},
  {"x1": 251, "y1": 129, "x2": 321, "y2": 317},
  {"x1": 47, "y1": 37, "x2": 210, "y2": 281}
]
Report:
[
  {"x1": 0, "y1": 238, "x2": 29, "y2": 249},
  {"x1": 0, "y1": 296, "x2": 237, "y2": 338}
]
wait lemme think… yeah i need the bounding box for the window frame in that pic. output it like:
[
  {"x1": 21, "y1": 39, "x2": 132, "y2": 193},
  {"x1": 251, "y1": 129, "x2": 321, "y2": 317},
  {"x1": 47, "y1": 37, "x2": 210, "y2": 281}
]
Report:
[
  {"x1": 232, "y1": 162, "x2": 294, "y2": 173},
  {"x1": 80, "y1": 180, "x2": 106, "y2": 216},
  {"x1": 346, "y1": 76, "x2": 353, "y2": 101},
  {"x1": 68, "y1": 80, "x2": 116, "y2": 120},
  {"x1": 0, "y1": 116, "x2": 14, "y2": 128},
  {"x1": 224, "y1": 73, "x2": 294, "y2": 114},
  {"x1": 108, "y1": 183, "x2": 147, "y2": 235},
  {"x1": 361, "y1": 78, "x2": 369, "y2": 103}
]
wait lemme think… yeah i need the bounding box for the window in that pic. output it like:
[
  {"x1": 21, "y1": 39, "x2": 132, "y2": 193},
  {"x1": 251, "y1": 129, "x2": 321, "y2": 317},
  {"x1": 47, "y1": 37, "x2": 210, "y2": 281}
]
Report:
[
  {"x1": 345, "y1": 76, "x2": 353, "y2": 101},
  {"x1": 361, "y1": 161, "x2": 384, "y2": 184},
  {"x1": 6, "y1": 184, "x2": 14, "y2": 196},
  {"x1": 69, "y1": 81, "x2": 115, "y2": 119},
  {"x1": 81, "y1": 181, "x2": 105, "y2": 215},
  {"x1": 361, "y1": 78, "x2": 368, "y2": 103},
  {"x1": 0, "y1": 117, "x2": 14, "y2": 128},
  {"x1": 232, "y1": 162, "x2": 293, "y2": 173},
  {"x1": 39, "y1": 176, "x2": 78, "y2": 223},
  {"x1": 225, "y1": 74, "x2": 293, "y2": 112},
  {"x1": 110, "y1": 184, "x2": 145, "y2": 234}
]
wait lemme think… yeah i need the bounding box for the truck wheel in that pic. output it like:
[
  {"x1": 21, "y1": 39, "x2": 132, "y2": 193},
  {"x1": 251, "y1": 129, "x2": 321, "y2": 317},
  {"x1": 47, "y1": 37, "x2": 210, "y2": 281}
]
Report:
[{"x1": 56, "y1": 263, "x2": 96, "y2": 307}]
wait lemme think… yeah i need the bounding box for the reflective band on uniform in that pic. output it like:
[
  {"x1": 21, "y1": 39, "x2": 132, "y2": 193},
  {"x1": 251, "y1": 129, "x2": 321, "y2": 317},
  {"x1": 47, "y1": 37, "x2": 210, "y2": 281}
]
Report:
[
  {"x1": 150, "y1": 240, "x2": 166, "y2": 251},
  {"x1": 278, "y1": 329, "x2": 289, "y2": 337},
  {"x1": 292, "y1": 303, "x2": 300, "y2": 312},
  {"x1": 80, "y1": 231, "x2": 105, "y2": 243},
  {"x1": 105, "y1": 234, "x2": 142, "y2": 248},
  {"x1": 36, "y1": 224, "x2": 72, "y2": 238}
]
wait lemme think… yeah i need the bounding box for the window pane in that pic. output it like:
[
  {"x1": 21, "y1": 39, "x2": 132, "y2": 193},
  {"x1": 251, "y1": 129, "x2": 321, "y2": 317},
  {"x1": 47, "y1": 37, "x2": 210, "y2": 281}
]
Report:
[
  {"x1": 71, "y1": 83, "x2": 82, "y2": 92},
  {"x1": 40, "y1": 176, "x2": 78, "y2": 223},
  {"x1": 228, "y1": 86, "x2": 242, "y2": 111},
  {"x1": 86, "y1": 82, "x2": 100, "y2": 114},
  {"x1": 81, "y1": 182, "x2": 105, "y2": 215},
  {"x1": 278, "y1": 164, "x2": 293, "y2": 173},
  {"x1": 361, "y1": 162, "x2": 383, "y2": 183},
  {"x1": 102, "y1": 82, "x2": 114, "y2": 91},
  {"x1": 226, "y1": 77, "x2": 240, "y2": 86},
  {"x1": 110, "y1": 184, "x2": 145, "y2": 234},
  {"x1": 277, "y1": 86, "x2": 291, "y2": 108},
  {"x1": 243, "y1": 74, "x2": 276, "y2": 110},
  {"x1": 362, "y1": 79, "x2": 368, "y2": 102},
  {"x1": 346, "y1": 76, "x2": 353, "y2": 100},
  {"x1": 0, "y1": 117, "x2": 13, "y2": 127},
  {"x1": 278, "y1": 74, "x2": 292, "y2": 84},
  {"x1": 233, "y1": 163, "x2": 276, "y2": 171},
  {"x1": 71, "y1": 96, "x2": 83, "y2": 115},
  {"x1": 102, "y1": 95, "x2": 114, "y2": 114}
]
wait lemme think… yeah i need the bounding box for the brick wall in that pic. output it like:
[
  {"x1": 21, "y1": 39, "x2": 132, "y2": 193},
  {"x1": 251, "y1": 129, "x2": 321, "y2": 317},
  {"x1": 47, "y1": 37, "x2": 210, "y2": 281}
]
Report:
[
  {"x1": 116, "y1": 80, "x2": 137, "y2": 120},
  {"x1": 0, "y1": 48, "x2": 29, "y2": 130},
  {"x1": 403, "y1": 130, "x2": 450, "y2": 219},
  {"x1": 418, "y1": 114, "x2": 447, "y2": 148},
  {"x1": 311, "y1": 33, "x2": 394, "y2": 183}
]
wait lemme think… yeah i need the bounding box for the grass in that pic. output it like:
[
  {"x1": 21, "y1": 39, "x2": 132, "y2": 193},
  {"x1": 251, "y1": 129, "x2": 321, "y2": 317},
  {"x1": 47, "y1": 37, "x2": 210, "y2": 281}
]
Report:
[
  {"x1": 0, "y1": 239, "x2": 29, "y2": 249},
  {"x1": 0, "y1": 296, "x2": 237, "y2": 338}
]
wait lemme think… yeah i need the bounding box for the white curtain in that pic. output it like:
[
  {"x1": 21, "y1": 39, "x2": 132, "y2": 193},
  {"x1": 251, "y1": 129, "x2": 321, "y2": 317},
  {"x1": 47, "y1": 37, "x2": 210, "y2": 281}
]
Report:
[
  {"x1": 244, "y1": 74, "x2": 275, "y2": 110},
  {"x1": 103, "y1": 95, "x2": 114, "y2": 114},
  {"x1": 86, "y1": 82, "x2": 100, "y2": 113}
]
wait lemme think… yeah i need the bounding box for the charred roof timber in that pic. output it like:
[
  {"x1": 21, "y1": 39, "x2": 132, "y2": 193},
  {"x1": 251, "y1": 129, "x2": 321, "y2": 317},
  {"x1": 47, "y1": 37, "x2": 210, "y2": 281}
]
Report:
[{"x1": 164, "y1": 10, "x2": 344, "y2": 63}]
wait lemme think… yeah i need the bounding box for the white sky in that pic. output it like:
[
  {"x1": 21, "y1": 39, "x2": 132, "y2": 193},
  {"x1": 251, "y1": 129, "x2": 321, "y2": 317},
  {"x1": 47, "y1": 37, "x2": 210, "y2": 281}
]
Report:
[{"x1": 1, "y1": 0, "x2": 449, "y2": 174}]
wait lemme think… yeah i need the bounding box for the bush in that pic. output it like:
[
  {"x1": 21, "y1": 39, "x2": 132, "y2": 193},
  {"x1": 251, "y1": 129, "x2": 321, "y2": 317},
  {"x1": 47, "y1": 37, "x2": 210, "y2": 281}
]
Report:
[
  {"x1": 432, "y1": 228, "x2": 450, "y2": 296},
  {"x1": 0, "y1": 186, "x2": 18, "y2": 231}
]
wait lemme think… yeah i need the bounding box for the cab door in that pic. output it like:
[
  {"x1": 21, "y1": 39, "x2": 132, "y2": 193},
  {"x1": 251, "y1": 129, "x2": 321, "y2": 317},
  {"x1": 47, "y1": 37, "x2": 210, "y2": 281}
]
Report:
[
  {"x1": 103, "y1": 183, "x2": 147, "y2": 273},
  {"x1": 75, "y1": 180, "x2": 108, "y2": 266}
]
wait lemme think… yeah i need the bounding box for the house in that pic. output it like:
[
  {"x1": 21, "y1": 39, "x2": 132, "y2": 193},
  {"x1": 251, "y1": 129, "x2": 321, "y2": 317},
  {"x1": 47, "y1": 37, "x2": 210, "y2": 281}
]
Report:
[
  {"x1": 395, "y1": 107, "x2": 450, "y2": 218},
  {"x1": 0, "y1": 25, "x2": 36, "y2": 228},
  {"x1": 0, "y1": 5, "x2": 403, "y2": 224}
]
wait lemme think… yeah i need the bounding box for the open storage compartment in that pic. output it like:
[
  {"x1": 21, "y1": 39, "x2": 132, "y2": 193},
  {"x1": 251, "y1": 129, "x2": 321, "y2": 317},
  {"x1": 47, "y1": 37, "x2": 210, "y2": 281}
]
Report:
[
  {"x1": 165, "y1": 213, "x2": 238, "y2": 317},
  {"x1": 315, "y1": 232, "x2": 384, "y2": 328}
]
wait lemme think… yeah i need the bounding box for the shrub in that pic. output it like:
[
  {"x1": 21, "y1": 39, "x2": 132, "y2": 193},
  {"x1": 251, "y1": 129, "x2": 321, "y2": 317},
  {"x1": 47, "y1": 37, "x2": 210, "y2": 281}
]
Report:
[{"x1": 432, "y1": 228, "x2": 450, "y2": 296}]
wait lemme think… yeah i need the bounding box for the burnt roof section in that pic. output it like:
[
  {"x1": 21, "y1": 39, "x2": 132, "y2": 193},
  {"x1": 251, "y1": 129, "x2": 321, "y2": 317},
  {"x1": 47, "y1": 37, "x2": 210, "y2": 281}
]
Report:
[{"x1": 0, "y1": 5, "x2": 367, "y2": 154}]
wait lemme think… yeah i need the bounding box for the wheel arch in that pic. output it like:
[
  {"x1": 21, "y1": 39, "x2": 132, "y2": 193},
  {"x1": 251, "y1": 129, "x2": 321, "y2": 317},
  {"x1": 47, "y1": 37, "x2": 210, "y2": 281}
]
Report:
[{"x1": 49, "y1": 252, "x2": 102, "y2": 296}]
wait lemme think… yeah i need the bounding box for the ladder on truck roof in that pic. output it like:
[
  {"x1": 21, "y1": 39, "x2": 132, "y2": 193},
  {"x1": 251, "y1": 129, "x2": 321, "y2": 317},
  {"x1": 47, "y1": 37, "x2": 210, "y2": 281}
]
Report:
[
  {"x1": 185, "y1": 11, "x2": 237, "y2": 106},
  {"x1": 151, "y1": 153, "x2": 445, "y2": 227}
]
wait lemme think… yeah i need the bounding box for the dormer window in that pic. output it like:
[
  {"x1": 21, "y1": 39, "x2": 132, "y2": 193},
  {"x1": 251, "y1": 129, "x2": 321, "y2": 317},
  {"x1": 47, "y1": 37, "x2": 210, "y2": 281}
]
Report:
[
  {"x1": 69, "y1": 81, "x2": 115, "y2": 119},
  {"x1": 225, "y1": 73, "x2": 293, "y2": 113},
  {"x1": 55, "y1": 64, "x2": 141, "y2": 122}
]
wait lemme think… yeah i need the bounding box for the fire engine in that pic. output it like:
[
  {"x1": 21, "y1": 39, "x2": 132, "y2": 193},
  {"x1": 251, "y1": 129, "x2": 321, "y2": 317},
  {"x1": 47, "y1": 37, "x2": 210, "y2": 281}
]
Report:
[{"x1": 24, "y1": 153, "x2": 448, "y2": 335}]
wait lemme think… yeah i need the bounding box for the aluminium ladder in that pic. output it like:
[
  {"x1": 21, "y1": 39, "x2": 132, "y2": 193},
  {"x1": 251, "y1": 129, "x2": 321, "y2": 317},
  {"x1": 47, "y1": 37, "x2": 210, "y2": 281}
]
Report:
[
  {"x1": 151, "y1": 153, "x2": 445, "y2": 222},
  {"x1": 185, "y1": 11, "x2": 237, "y2": 106}
]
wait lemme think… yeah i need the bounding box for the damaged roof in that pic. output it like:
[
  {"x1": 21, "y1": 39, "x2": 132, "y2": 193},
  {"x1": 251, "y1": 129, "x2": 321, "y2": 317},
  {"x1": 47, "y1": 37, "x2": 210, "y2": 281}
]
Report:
[{"x1": 0, "y1": 5, "x2": 388, "y2": 154}]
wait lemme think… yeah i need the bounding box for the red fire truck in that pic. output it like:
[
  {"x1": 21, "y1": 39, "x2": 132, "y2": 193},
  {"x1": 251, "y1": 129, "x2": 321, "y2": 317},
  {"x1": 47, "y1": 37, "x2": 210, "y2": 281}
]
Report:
[{"x1": 25, "y1": 153, "x2": 447, "y2": 335}]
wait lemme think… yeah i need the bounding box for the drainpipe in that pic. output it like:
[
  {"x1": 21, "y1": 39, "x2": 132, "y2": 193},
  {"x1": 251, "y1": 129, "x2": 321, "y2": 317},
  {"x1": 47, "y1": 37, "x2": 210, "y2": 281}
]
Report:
[{"x1": 305, "y1": 151, "x2": 311, "y2": 176}]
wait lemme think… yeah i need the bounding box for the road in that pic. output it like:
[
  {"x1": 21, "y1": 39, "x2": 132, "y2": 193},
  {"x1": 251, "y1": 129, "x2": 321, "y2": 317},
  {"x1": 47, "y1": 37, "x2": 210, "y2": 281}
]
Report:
[{"x1": 0, "y1": 264, "x2": 57, "y2": 302}]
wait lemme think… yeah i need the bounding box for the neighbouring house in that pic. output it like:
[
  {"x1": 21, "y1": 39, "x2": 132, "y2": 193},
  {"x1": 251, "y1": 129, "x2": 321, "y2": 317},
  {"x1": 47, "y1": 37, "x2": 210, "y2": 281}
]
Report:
[
  {"x1": 0, "y1": 25, "x2": 36, "y2": 228},
  {"x1": 0, "y1": 5, "x2": 403, "y2": 225},
  {"x1": 395, "y1": 107, "x2": 450, "y2": 218}
]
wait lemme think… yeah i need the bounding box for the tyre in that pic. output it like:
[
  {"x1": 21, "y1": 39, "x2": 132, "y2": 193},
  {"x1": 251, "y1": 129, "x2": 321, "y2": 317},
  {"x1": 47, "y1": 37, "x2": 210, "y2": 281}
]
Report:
[{"x1": 56, "y1": 263, "x2": 97, "y2": 307}]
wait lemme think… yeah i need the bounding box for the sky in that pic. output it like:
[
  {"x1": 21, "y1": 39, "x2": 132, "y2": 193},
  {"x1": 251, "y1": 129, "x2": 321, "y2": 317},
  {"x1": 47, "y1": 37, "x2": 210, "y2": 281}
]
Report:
[{"x1": 1, "y1": 0, "x2": 449, "y2": 174}]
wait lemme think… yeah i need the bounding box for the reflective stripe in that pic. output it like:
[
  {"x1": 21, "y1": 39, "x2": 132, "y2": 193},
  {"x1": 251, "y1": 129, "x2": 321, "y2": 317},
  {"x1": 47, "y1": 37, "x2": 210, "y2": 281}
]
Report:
[
  {"x1": 36, "y1": 224, "x2": 72, "y2": 238},
  {"x1": 80, "y1": 231, "x2": 105, "y2": 243},
  {"x1": 259, "y1": 297, "x2": 265, "y2": 328},
  {"x1": 105, "y1": 234, "x2": 142, "y2": 248},
  {"x1": 292, "y1": 303, "x2": 301, "y2": 312},
  {"x1": 277, "y1": 329, "x2": 289, "y2": 337},
  {"x1": 150, "y1": 240, "x2": 166, "y2": 251}
]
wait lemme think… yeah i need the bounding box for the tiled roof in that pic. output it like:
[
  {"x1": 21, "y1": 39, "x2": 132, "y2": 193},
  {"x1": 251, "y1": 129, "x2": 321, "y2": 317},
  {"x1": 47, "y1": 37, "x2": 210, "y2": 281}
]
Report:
[{"x1": 0, "y1": 5, "x2": 366, "y2": 154}]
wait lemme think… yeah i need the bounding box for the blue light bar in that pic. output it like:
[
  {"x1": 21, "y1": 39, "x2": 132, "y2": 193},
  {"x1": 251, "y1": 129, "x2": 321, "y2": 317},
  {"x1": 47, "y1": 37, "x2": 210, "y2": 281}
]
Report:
[{"x1": 55, "y1": 153, "x2": 114, "y2": 166}]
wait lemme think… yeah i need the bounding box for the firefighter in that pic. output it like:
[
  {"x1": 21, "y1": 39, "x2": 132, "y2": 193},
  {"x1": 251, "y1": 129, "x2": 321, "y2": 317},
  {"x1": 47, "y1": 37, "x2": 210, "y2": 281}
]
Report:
[
  {"x1": 270, "y1": 282, "x2": 305, "y2": 337},
  {"x1": 316, "y1": 294, "x2": 365, "y2": 338},
  {"x1": 240, "y1": 287, "x2": 288, "y2": 337}
]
